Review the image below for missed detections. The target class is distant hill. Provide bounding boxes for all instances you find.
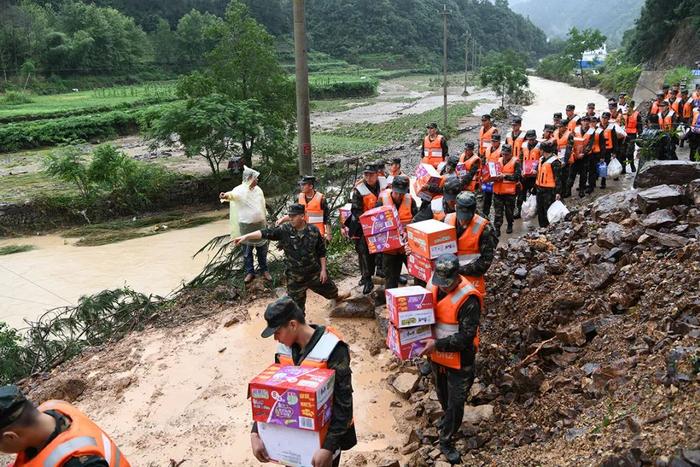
[510,0,644,48]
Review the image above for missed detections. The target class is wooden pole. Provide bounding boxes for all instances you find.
[442,4,449,129]
[293,0,312,176]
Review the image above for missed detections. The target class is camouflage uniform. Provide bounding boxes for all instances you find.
[260,223,339,311]
[493,159,521,234]
[456,221,498,279]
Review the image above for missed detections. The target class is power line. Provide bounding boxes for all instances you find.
[0,263,73,306]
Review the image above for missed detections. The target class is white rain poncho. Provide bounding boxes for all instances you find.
[221,166,267,245]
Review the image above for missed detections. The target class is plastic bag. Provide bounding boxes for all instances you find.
[596,161,608,178]
[481,182,493,194]
[521,195,537,220]
[607,157,623,178]
[547,200,569,224]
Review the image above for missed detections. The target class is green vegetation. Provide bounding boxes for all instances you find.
[62,212,226,246]
[1,91,34,105]
[308,75,378,99]
[597,50,642,96]
[664,67,695,88]
[0,244,36,255]
[479,50,530,108]
[536,27,607,88]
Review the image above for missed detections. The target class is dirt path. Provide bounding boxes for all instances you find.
[13,278,403,467]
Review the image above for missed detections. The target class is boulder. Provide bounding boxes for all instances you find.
[597,222,624,248]
[462,404,495,425]
[556,323,587,347]
[585,262,616,290]
[644,229,691,248]
[641,208,677,228]
[330,290,375,318]
[687,179,700,206]
[392,373,420,398]
[513,365,545,393]
[633,160,700,189]
[592,191,638,222]
[637,185,688,214]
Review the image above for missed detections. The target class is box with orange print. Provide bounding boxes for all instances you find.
[386,285,435,328]
[249,364,334,432]
[359,205,401,237]
[386,324,434,360]
[406,220,457,259]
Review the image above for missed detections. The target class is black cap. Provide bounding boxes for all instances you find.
[481,114,492,120]
[391,157,402,165]
[559,118,570,126]
[543,124,555,132]
[525,129,537,139]
[427,122,438,129]
[581,115,591,122]
[619,92,627,97]
[432,254,460,287]
[660,100,669,107]
[656,90,664,97]
[566,104,575,111]
[501,144,512,154]
[591,115,600,121]
[261,297,302,338]
[0,385,27,429]
[511,117,522,124]
[446,155,460,167]
[662,84,670,89]
[608,97,617,104]
[392,175,410,194]
[464,141,476,150]
[681,88,689,94]
[587,102,595,108]
[288,203,305,216]
[553,112,562,119]
[601,111,611,118]
[540,141,555,153]
[491,133,501,141]
[363,164,377,173]
[443,177,462,201]
[300,175,316,186]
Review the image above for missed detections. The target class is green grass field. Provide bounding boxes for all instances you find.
[0,82,177,119]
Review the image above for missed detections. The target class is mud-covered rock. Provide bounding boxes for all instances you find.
[634,160,700,189]
[637,185,688,213]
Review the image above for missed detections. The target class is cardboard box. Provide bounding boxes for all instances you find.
[414,163,442,196]
[480,161,502,182]
[522,160,539,177]
[339,203,351,227]
[366,228,405,254]
[360,205,400,237]
[407,253,434,283]
[386,286,435,328]
[258,422,330,467]
[386,324,434,360]
[406,220,457,259]
[249,364,334,432]
[455,162,467,178]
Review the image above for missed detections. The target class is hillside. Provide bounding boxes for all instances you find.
[511,0,643,47]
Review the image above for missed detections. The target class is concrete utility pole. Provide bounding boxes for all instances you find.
[441,4,450,129]
[293,0,312,176]
[463,32,470,96]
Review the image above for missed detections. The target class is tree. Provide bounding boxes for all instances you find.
[563,27,606,87]
[479,50,529,109]
[175,9,222,69]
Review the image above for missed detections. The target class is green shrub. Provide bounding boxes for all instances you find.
[309,77,378,99]
[0,323,30,385]
[664,67,695,88]
[1,91,34,105]
[536,54,574,82]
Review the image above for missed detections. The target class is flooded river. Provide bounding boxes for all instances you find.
[0,76,607,329]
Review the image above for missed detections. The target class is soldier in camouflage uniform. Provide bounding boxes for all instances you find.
[233,203,348,311]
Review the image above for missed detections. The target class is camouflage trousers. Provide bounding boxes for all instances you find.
[287,270,339,312]
[493,194,516,232]
[431,362,475,446]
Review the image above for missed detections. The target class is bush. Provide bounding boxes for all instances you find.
[1,91,34,105]
[308,77,379,99]
[536,54,574,82]
[598,64,641,96]
[0,323,30,385]
[664,67,695,88]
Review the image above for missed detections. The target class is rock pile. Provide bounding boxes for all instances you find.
[383,177,700,466]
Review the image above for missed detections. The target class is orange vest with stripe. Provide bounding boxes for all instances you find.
[589,128,603,153]
[555,130,570,152]
[355,182,378,212]
[683,100,694,119]
[650,101,661,115]
[506,131,525,159]
[603,124,615,150]
[422,135,445,168]
[479,127,496,155]
[567,115,581,132]
[521,142,541,161]
[570,127,586,163]
[485,145,501,163]
[493,157,518,196]
[657,111,675,131]
[13,401,130,467]
[427,277,483,370]
[444,213,488,296]
[277,327,343,368]
[625,111,639,134]
[460,153,481,192]
[536,155,558,189]
[671,98,682,114]
[298,191,326,236]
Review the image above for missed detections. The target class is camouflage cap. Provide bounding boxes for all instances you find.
[0,385,27,429]
[432,254,460,287]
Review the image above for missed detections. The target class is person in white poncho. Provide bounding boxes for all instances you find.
[219,166,270,283]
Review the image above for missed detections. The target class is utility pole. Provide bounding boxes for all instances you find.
[293,0,312,176]
[471,39,477,77]
[441,4,449,129]
[463,32,470,96]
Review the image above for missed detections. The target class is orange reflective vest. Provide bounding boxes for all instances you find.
[277,327,343,368]
[683,100,694,120]
[13,401,130,467]
[555,129,571,158]
[380,190,413,226]
[386,169,405,187]
[506,131,525,159]
[444,213,489,296]
[603,124,615,150]
[521,142,541,161]
[485,145,501,163]
[657,110,675,131]
[588,128,603,153]
[650,101,661,115]
[671,98,682,114]
[422,135,445,168]
[461,154,481,192]
[625,111,639,134]
[427,277,483,370]
[355,182,378,212]
[570,127,586,163]
[493,157,518,196]
[298,192,326,236]
[567,115,580,132]
[479,126,496,155]
[536,155,558,189]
